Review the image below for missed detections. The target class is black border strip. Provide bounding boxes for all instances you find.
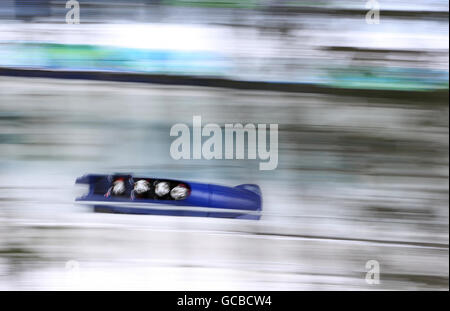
[0,291,448,309]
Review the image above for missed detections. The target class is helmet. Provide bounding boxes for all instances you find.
[154,181,170,197]
[112,179,126,195]
[170,184,189,200]
[134,179,150,194]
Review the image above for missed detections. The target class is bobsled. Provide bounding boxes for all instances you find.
[75,174,262,220]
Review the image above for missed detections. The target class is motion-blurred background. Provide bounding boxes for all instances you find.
[0,0,448,290]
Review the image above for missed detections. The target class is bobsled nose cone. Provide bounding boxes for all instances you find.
[75,175,90,184]
[235,184,261,196]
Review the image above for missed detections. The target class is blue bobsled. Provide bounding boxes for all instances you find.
[75,174,262,220]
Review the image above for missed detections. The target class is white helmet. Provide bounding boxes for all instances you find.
[154,181,170,197]
[112,179,126,195]
[134,180,150,194]
[170,184,189,200]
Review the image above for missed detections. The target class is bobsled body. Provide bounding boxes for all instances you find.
[75,174,262,220]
